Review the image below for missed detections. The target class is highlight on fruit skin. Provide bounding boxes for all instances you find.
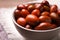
[14,0,60,30]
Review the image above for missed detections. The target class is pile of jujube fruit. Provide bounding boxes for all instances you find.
[14,0,60,30]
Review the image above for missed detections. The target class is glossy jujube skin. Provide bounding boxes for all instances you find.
[17,4,25,10]
[56,18,60,26]
[35,3,43,9]
[14,9,21,19]
[50,12,59,19]
[27,5,35,13]
[41,0,50,12]
[51,24,57,29]
[42,0,49,6]
[34,22,52,30]
[26,14,38,25]
[24,4,30,9]
[34,3,44,12]
[41,11,49,16]
[57,10,60,16]
[31,9,40,17]
[20,9,30,17]
[50,5,58,12]
[25,25,31,29]
[43,5,50,12]
[39,16,51,23]
[17,17,26,26]
[15,0,60,30]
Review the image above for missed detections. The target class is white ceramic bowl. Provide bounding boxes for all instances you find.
[12,1,60,40]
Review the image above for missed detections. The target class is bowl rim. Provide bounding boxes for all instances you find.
[12,1,60,32]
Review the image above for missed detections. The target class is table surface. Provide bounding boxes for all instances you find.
[0,0,60,40]
[0,8,24,40]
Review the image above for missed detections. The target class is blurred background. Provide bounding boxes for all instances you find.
[0,0,35,8]
[0,0,60,8]
[0,0,21,8]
